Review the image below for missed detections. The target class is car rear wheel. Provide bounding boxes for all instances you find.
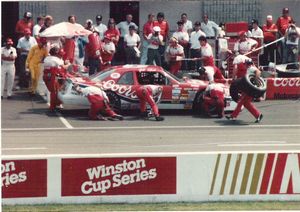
[106,91,121,112]
[192,90,205,115]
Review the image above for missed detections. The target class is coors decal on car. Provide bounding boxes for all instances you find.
[266,78,300,99]
[102,80,137,99]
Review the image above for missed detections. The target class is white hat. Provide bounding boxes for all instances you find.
[153,26,161,32]
[267,15,273,20]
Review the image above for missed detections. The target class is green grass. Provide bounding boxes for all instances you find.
[2,201,300,211]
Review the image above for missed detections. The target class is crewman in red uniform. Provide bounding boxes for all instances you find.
[100,36,115,71]
[165,37,184,75]
[203,83,225,118]
[276,7,294,37]
[43,47,69,111]
[74,84,123,121]
[226,58,263,123]
[136,73,164,121]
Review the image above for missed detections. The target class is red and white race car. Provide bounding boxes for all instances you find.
[58,65,236,113]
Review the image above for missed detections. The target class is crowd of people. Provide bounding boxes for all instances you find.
[1,7,299,122]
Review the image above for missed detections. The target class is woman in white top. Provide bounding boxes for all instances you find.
[124,25,141,64]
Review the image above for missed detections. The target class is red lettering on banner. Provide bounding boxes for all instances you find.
[61,157,176,196]
[270,154,288,194]
[2,160,47,198]
[266,78,300,100]
[259,153,275,194]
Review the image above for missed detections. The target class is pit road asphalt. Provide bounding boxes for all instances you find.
[2,91,300,155]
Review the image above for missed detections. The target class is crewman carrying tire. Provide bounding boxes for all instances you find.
[226,57,263,123]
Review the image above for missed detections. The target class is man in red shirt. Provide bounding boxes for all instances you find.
[141,13,155,64]
[154,12,170,68]
[262,15,278,65]
[15,12,34,38]
[276,8,294,37]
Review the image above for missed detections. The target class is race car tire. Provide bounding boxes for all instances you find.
[239,75,266,98]
[106,91,121,112]
[192,90,205,115]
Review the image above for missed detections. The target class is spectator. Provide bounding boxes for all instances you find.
[181,13,193,35]
[277,7,294,37]
[116,14,138,64]
[101,36,115,70]
[172,20,189,70]
[283,23,299,63]
[33,16,44,39]
[17,29,37,88]
[15,12,34,38]
[39,15,53,33]
[262,15,278,65]
[165,37,184,76]
[68,15,82,27]
[104,18,120,46]
[104,18,120,65]
[85,30,102,75]
[74,36,88,66]
[1,38,17,99]
[190,21,206,70]
[124,25,141,64]
[154,12,170,68]
[94,15,107,41]
[26,37,48,96]
[200,14,219,38]
[234,31,258,55]
[218,22,226,38]
[250,19,263,38]
[141,13,155,65]
[146,26,163,66]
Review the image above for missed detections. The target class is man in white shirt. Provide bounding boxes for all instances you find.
[173,21,189,70]
[250,19,264,38]
[101,36,116,70]
[190,21,206,70]
[1,38,17,99]
[200,14,219,38]
[181,13,193,35]
[234,31,258,55]
[146,26,163,66]
[94,15,107,41]
[33,16,44,39]
[17,28,37,88]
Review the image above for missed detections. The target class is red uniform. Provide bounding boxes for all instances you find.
[63,39,75,63]
[230,60,261,120]
[43,67,65,111]
[276,16,293,36]
[15,19,34,37]
[153,20,169,42]
[104,28,120,46]
[165,43,184,75]
[80,86,118,120]
[203,83,225,117]
[136,85,162,117]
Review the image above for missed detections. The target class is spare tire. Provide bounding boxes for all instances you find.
[239,75,266,98]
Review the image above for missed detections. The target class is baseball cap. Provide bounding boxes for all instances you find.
[251,19,258,24]
[129,25,136,30]
[283,7,289,13]
[24,28,31,35]
[24,12,32,18]
[96,15,102,20]
[153,26,161,32]
[6,38,13,45]
[86,19,93,24]
[267,15,273,20]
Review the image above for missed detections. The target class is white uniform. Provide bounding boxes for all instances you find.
[94,23,108,40]
[232,55,251,65]
[81,86,108,101]
[251,27,264,38]
[33,24,41,37]
[147,33,163,49]
[17,36,37,56]
[200,43,214,57]
[1,46,17,97]
[183,20,193,33]
[190,30,206,49]
[203,66,215,82]
[234,38,258,54]
[165,44,184,57]
[172,31,189,43]
[124,33,140,47]
[117,21,138,38]
[44,56,64,69]
[103,42,116,52]
[205,83,225,93]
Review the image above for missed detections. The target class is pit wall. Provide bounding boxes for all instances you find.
[2,152,300,205]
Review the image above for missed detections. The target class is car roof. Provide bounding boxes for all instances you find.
[111,65,164,73]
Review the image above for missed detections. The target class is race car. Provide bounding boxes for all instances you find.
[58,65,236,114]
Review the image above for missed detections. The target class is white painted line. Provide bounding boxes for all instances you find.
[2,150,300,159]
[218,143,300,147]
[2,147,47,150]
[46,102,73,129]
[2,124,300,132]
[220,141,286,144]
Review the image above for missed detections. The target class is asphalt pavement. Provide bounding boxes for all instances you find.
[2,90,300,155]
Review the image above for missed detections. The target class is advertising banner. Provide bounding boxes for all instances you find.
[266,78,300,100]
[2,159,47,198]
[61,157,176,196]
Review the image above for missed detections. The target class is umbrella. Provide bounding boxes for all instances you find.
[39,22,92,37]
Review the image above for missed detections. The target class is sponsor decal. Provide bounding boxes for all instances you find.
[102,80,137,99]
[110,73,121,79]
[62,157,176,196]
[209,153,300,195]
[266,78,300,100]
[2,160,47,198]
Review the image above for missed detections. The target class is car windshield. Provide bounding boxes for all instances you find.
[90,68,115,82]
[163,69,184,83]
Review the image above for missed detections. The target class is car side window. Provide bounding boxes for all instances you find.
[137,72,169,85]
[117,72,134,85]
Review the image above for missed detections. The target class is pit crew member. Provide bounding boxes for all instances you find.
[165,37,184,76]
[203,83,225,118]
[74,84,123,121]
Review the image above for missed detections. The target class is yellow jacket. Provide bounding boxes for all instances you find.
[26,45,48,69]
